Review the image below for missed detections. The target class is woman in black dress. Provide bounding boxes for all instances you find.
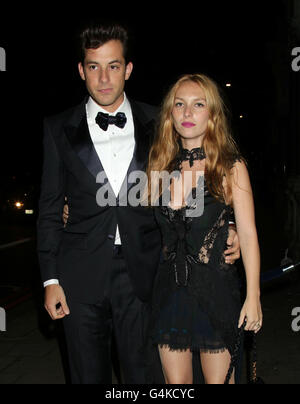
[146,74,262,384]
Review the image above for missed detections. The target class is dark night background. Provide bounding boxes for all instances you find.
[0,0,300,384]
[1,1,299,264]
[0,1,294,175]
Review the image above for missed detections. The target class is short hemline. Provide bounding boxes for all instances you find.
[156,342,228,355]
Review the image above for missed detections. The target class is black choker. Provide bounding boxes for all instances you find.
[179,147,206,167]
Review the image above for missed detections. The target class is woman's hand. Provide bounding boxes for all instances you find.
[224,226,241,264]
[238,296,263,334]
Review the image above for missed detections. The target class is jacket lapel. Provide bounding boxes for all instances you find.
[118,100,156,203]
[63,99,116,197]
[131,100,156,168]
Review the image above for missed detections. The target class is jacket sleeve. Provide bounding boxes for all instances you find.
[37,118,66,283]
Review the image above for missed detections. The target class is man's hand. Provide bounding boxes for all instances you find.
[224,226,241,265]
[44,284,70,320]
[63,203,69,227]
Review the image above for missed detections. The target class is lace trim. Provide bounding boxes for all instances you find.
[157,343,227,354]
[160,184,206,220]
[176,146,206,169]
[155,328,227,353]
[160,205,232,270]
[198,208,228,264]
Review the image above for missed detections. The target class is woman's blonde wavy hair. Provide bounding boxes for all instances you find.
[146,74,243,206]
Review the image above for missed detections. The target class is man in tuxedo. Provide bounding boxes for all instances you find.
[37,23,240,384]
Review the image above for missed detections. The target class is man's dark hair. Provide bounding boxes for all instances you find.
[79,23,130,65]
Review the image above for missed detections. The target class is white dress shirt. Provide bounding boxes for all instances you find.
[44,94,135,287]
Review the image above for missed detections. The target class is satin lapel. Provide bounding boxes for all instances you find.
[64,101,116,198]
[131,101,156,168]
[118,100,156,203]
[64,117,103,179]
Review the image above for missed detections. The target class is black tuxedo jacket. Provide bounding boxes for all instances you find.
[37,97,162,304]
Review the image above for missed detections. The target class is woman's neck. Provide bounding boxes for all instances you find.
[180,137,203,150]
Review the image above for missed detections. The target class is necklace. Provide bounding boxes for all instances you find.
[179,146,206,167]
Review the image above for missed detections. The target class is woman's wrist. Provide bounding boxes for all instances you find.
[246,290,261,301]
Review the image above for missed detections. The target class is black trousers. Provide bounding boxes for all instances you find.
[62,247,159,384]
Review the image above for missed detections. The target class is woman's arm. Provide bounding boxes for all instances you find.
[229,161,263,333]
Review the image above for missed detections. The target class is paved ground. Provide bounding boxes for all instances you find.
[0,299,65,384]
[0,269,299,384]
[0,296,119,384]
[255,272,300,384]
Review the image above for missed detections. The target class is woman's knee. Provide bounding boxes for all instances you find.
[204,375,235,384]
[164,373,193,384]
[159,347,193,384]
[200,350,234,385]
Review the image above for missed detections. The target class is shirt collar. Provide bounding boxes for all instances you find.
[86,93,131,124]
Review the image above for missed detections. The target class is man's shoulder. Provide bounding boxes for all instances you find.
[130,99,159,121]
[134,100,159,114]
[44,99,86,129]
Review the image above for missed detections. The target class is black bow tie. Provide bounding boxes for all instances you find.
[95,111,127,132]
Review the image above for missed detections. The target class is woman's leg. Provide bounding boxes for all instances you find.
[200,349,235,384]
[158,346,193,384]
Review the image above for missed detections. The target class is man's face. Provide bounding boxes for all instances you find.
[78,40,133,113]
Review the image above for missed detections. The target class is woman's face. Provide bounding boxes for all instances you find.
[172,80,210,144]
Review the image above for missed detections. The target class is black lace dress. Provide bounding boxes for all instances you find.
[150,147,242,356]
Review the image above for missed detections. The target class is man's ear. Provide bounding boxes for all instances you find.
[125,62,133,81]
[78,62,86,81]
